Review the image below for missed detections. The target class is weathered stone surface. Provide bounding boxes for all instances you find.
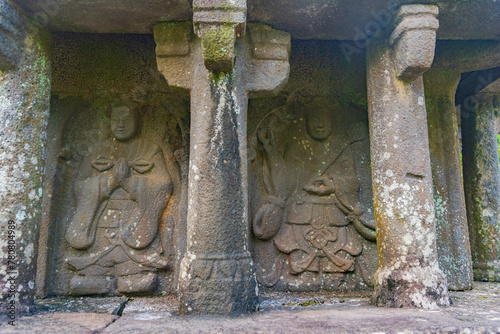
[1,312,118,333]
[155,22,290,315]
[456,68,500,108]
[0,0,51,320]
[0,0,25,71]
[433,41,500,73]
[36,296,128,314]
[389,5,439,81]
[36,33,188,298]
[10,0,500,41]
[2,283,500,333]
[249,97,377,292]
[462,94,500,282]
[248,39,377,293]
[177,38,258,315]
[97,282,500,334]
[63,101,173,296]
[424,69,473,291]
[246,24,290,98]
[13,0,192,34]
[367,5,449,308]
[193,0,246,72]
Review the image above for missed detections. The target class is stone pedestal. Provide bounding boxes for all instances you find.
[367,5,450,308]
[462,94,500,282]
[0,0,52,320]
[155,21,290,314]
[424,69,473,290]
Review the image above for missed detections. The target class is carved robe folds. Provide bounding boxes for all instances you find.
[65,137,172,295]
[252,100,376,289]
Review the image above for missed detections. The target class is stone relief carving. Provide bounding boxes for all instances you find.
[64,100,173,295]
[251,97,376,290]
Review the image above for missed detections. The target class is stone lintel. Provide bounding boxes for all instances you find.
[193,0,247,73]
[0,0,25,71]
[480,77,500,95]
[389,4,439,82]
[433,40,500,73]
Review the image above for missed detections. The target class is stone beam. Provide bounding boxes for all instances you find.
[154,22,290,315]
[424,69,473,290]
[461,78,500,282]
[0,0,52,321]
[433,40,500,73]
[456,67,500,107]
[367,4,450,308]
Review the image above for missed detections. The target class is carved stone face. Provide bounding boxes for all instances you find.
[110,106,139,142]
[306,108,332,141]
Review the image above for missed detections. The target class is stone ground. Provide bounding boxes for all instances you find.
[1,282,500,334]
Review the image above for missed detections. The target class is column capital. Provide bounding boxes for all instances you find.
[389,4,439,82]
[154,22,291,97]
[154,22,194,90]
[246,24,291,98]
[193,0,246,73]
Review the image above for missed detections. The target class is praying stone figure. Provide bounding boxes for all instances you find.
[253,98,376,289]
[65,101,172,295]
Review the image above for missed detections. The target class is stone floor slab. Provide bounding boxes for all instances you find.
[0,313,118,333]
[1,282,499,333]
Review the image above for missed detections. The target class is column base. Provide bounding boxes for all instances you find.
[371,265,450,308]
[178,253,259,315]
[474,262,500,282]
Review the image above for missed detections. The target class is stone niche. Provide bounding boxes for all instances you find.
[39,35,378,297]
[248,40,378,292]
[38,33,190,296]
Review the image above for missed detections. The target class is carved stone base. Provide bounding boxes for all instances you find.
[70,276,117,296]
[178,254,259,315]
[69,272,158,296]
[474,262,500,282]
[371,266,450,308]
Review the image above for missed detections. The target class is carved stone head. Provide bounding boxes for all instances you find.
[110,101,141,142]
[305,98,333,141]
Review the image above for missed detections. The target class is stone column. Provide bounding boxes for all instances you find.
[462,93,500,282]
[424,69,473,290]
[367,5,450,308]
[0,0,52,320]
[154,13,290,314]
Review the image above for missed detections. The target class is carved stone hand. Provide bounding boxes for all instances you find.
[303,176,335,196]
[114,158,130,184]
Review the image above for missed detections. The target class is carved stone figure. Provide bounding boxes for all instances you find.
[252,98,376,288]
[65,101,172,295]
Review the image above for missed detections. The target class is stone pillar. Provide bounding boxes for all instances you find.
[424,69,473,290]
[154,16,290,314]
[462,93,500,282]
[0,0,52,320]
[367,5,450,308]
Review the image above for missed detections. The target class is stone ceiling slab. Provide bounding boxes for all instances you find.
[11,0,500,40]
